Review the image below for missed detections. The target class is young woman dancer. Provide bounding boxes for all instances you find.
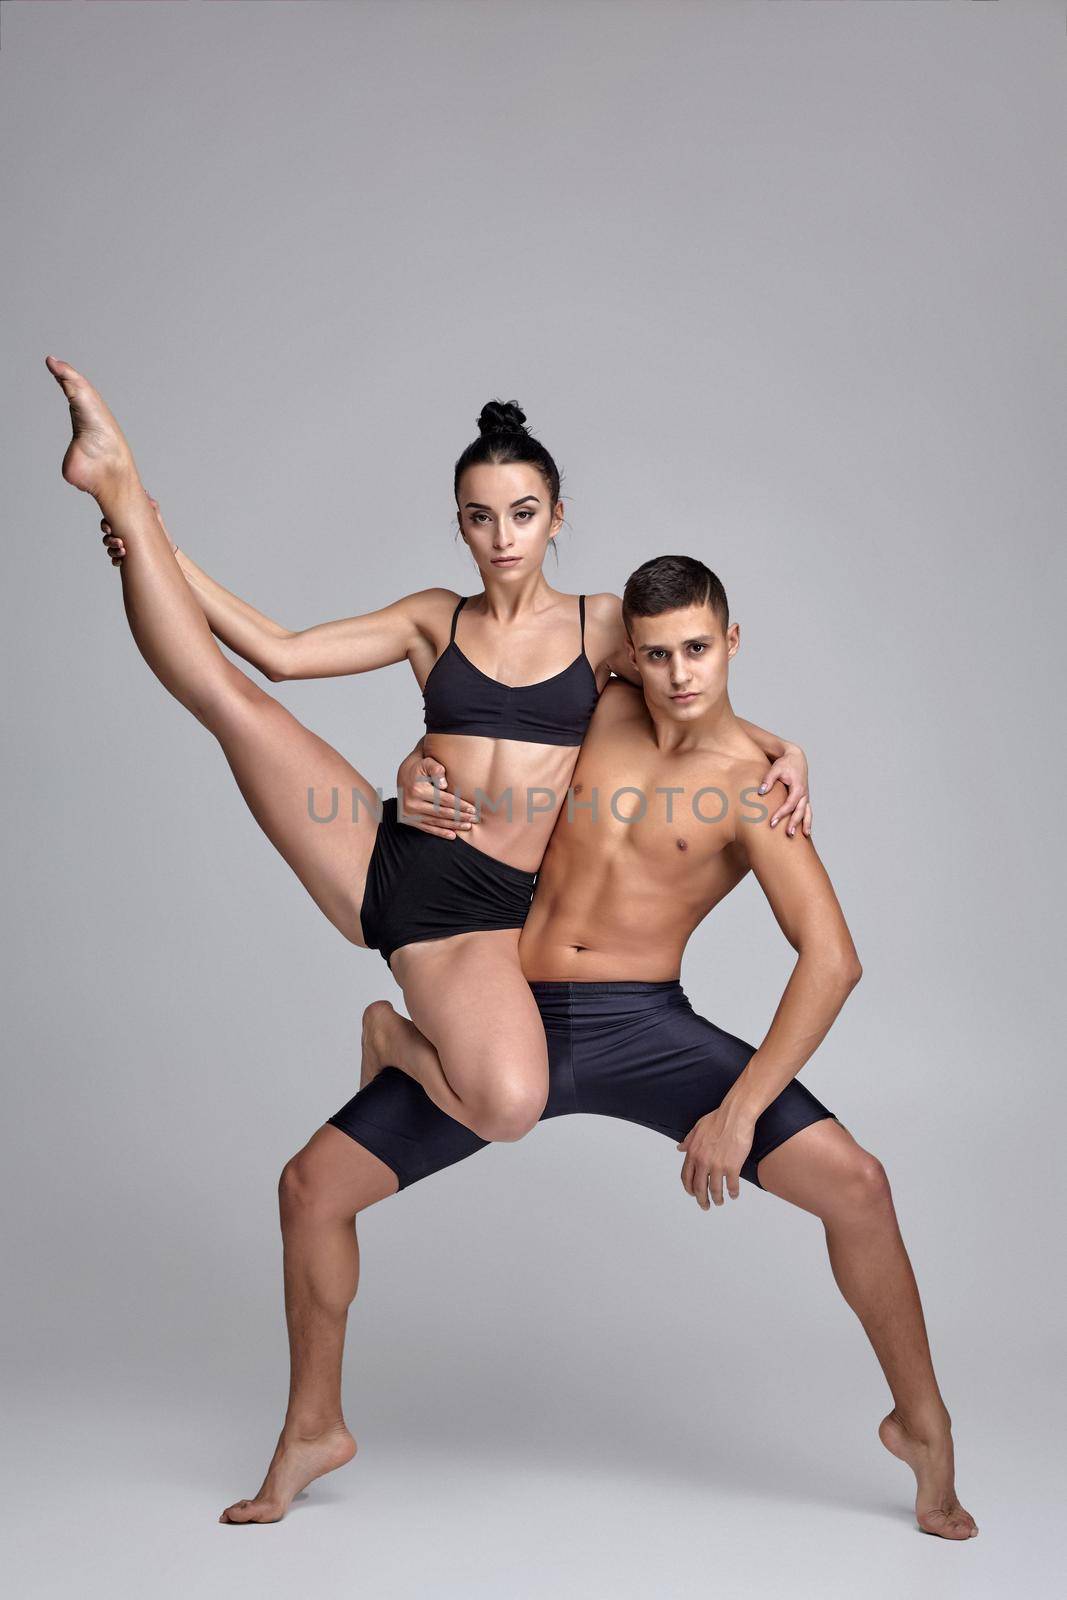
[49,354,811,1139]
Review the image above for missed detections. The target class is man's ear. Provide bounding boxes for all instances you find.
[726,621,740,658]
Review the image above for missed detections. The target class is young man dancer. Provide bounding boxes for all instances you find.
[222,557,977,1541]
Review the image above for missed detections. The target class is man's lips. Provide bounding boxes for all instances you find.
[670,691,698,701]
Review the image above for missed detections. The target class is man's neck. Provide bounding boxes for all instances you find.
[642,690,745,756]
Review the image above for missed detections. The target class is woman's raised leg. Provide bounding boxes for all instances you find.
[46,357,381,942]
[381,930,550,1140]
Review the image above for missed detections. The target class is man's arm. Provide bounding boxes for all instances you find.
[722,785,862,1120]
[395,737,477,838]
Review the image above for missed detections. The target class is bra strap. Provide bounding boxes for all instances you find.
[578,593,586,649]
[449,595,468,644]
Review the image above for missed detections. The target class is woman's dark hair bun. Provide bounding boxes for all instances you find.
[477,399,528,437]
[454,398,561,509]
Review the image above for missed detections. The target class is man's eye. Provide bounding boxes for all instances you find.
[689,643,705,655]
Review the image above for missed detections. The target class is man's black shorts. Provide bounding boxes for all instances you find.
[328,980,839,1190]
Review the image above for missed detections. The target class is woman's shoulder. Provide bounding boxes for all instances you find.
[393,586,466,643]
[580,590,623,617]
[575,590,623,635]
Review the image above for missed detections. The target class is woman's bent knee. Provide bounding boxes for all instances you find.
[469,1076,547,1143]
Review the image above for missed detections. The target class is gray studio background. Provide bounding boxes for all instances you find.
[2,2,1063,1596]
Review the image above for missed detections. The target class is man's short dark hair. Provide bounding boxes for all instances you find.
[621,555,729,635]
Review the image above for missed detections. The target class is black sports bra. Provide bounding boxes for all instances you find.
[422,594,601,747]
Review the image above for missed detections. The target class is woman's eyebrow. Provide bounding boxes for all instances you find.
[463,495,541,510]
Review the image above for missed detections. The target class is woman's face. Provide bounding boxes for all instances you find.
[456,461,563,581]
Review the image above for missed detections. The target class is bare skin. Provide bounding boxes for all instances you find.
[83,373,814,1131]
[58,366,971,1532]
[223,625,976,1537]
[221,1115,974,1536]
[51,356,815,1143]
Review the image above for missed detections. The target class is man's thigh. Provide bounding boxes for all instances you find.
[573,991,840,1190]
[310,987,847,1205]
[326,1062,491,1195]
[287,1122,402,1215]
[755,1115,887,1220]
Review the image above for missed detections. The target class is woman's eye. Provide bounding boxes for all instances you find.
[515,510,533,521]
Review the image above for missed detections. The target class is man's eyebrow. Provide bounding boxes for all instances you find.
[463,495,541,510]
[640,635,715,650]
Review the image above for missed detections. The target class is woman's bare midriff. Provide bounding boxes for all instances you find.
[421,732,581,873]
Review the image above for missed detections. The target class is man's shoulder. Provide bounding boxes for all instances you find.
[729,749,775,794]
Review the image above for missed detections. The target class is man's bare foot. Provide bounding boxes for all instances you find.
[219,1421,357,1525]
[878,1409,978,1540]
[360,999,399,1089]
[44,356,139,500]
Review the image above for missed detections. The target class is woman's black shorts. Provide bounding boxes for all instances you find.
[359,797,538,968]
[327,979,840,1190]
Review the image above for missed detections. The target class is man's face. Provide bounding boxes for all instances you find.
[625,603,739,721]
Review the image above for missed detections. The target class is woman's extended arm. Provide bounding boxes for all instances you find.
[102,498,453,684]
[172,547,291,679]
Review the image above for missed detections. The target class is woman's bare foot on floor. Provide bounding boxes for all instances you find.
[220,1422,357,1525]
[44,356,139,500]
[878,1409,978,1540]
[360,999,399,1089]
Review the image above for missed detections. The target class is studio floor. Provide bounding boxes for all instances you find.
[3,1365,1056,1600]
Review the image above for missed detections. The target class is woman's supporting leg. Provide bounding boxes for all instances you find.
[755,1119,978,1540]
[220,1126,399,1525]
[386,930,549,1141]
[46,358,381,940]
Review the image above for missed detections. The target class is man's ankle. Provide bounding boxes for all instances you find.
[892,1401,952,1440]
[282,1409,348,1440]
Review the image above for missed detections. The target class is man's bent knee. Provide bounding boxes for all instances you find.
[835,1148,893,1215]
[278,1152,325,1217]
[279,1148,354,1223]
